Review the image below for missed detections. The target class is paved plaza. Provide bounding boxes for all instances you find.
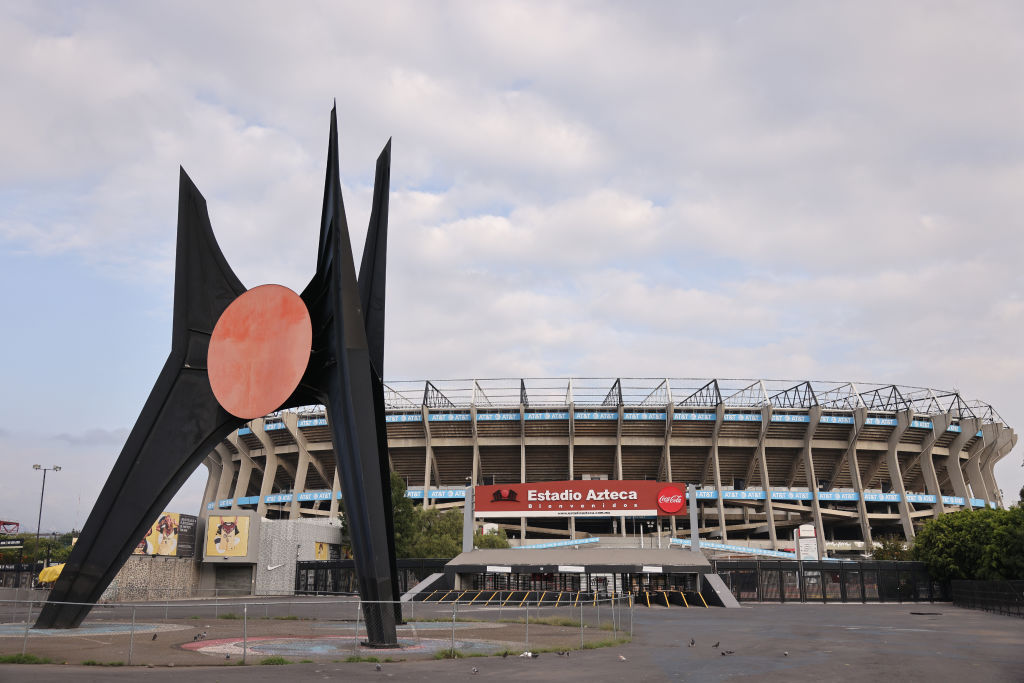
[0,601,1021,681]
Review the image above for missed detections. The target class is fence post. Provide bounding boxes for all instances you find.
[243,603,248,665]
[354,600,361,647]
[128,607,136,666]
[20,598,32,656]
[579,600,584,650]
[525,601,529,650]
[629,596,633,637]
[215,588,219,618]
[451,601,457,655]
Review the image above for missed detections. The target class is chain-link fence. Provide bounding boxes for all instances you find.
[0,594,634,666]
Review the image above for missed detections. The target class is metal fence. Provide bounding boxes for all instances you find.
[295,558,448,595]
[0,595,632,666]
[951,580,1024,617]
[711,560,946,603]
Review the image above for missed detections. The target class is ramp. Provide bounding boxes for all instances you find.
[401,572,448,602]
[702,573,741,608]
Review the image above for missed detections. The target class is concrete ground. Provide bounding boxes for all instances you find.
[0,602,1021,682]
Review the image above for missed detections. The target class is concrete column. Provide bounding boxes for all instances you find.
[981,427,1012,508]
[843,408,872,549]
[915,412,952,518]
[662,402,676,536]
[231,455,254,511]
[754,405,778,548]
[289,449,311,519]
[330,466,342,518]
[615,404,625,538]
[966,424,999,502]
[568,401,576,539]
[710,404,727,540]
[199,454,222,522]
[519,404,526,541]
[885,410,916,541]
[470,405,481,486]
[253,418,279,518]
[939,418,977,505]
[214,444,235,503]
[422,406,434,509]
[800,407,827,558]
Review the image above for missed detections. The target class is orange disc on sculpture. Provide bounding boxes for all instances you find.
[208,284,312,419]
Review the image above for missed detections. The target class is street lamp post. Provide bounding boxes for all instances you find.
[32,464,61,574]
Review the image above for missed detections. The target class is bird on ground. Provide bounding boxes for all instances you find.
[151,634,158,641]
[783,652,789,657]
[721,650,734,656]
[502,652,508,658]
[471,667,479,674]
[375,663,382,671]
[618,655,628,661]
[225,655,230,660]
[689,638,695,647]
[712,641,720,648]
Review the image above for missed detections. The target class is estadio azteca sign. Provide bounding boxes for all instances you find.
[474,481,687,518]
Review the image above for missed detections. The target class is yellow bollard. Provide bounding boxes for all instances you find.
[698,591,708,608]
[519,591,531,607]
[680,591,689,607]
[555,591,563,607]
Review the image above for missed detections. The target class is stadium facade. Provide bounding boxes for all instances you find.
[200,378,1016,557]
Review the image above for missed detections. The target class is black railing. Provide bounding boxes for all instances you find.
[295,558,448,595]
[712,560,945,603]
[951,580,1024,617]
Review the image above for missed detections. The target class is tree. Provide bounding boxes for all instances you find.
[474,527,511,549]
[912,508,1024,582]
[340,473,509,559]
[871,535,911,561]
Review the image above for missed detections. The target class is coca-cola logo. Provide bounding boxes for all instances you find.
[657,486,686,514]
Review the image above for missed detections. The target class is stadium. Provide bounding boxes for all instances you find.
[200,377,1016,558]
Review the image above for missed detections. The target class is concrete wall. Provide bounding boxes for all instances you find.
[102,555,201,602]
[253,517,342,595]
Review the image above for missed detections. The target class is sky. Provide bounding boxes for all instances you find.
[1,1,1022,533]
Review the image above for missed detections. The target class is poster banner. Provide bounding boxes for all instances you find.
[315,542,330,560]
[205,515,250,558]
[132,512,198,557]
[474,480,687,518]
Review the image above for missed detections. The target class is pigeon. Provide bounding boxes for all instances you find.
[520,651,532,658]
[151,634,158,641]
[721,650,734,656]
[712,641,720,648]
[502,652,509,658]
[192,634,198,642]
[618,655,628,661]
[375,663,382,671]
[784,652,789,657]
[557,651,568,656]
[471,667,479,674]
[225,655,231,660]
[689,638,695,647]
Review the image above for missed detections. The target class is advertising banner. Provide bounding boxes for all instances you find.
[205,515,250,558]
[473,480,686,518]
[133,512,198,557]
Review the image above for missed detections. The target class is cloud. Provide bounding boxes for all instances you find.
[0,1,1021,515]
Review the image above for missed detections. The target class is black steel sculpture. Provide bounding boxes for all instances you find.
[37,107,401,647]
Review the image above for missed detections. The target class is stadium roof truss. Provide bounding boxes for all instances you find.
[377,378,1006,425]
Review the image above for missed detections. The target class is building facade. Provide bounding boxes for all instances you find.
[201,378,1016,555]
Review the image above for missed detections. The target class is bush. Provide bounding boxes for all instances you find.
[260,656,292,665]
[0,654,51,664]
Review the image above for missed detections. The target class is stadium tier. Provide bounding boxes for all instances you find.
[200,378,1015,554]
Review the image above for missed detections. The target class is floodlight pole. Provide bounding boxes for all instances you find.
[33,465,61,570]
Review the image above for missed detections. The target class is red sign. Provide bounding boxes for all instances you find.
[474,480,687,518]
[657,486,686,514]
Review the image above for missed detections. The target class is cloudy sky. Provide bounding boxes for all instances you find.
[1,2,1022,533]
